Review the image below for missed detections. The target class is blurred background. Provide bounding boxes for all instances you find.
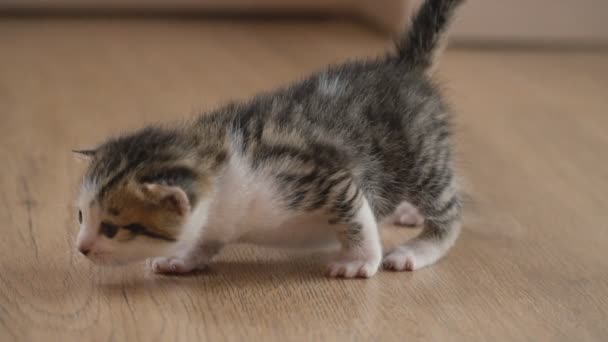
[2,0,608,44]
[1,1,607,341]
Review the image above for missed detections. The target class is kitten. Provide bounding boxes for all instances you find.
[75,0,465,278]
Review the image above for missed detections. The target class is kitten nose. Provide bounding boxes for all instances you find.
[79,247,90,256]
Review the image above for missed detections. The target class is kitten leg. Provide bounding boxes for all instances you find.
[327,193,382,279]
[386,200,425,227]
[383,182,461,271]
[149,241,223,274]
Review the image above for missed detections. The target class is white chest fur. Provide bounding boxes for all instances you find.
[199,153,338,248]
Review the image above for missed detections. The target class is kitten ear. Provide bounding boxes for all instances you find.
[141,183,191,216]
[72,149,97,161]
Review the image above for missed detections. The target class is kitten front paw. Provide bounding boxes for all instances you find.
[327,251,381,278]
[148,256,206,274]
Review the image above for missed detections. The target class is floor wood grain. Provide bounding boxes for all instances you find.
[1,18,607,341]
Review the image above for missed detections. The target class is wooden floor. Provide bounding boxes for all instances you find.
[1,18,607,341]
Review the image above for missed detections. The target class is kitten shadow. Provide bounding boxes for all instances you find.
[98,250,335,296]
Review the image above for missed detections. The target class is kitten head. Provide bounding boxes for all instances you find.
[74,126,224,266]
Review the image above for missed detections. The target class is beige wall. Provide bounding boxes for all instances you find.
[451,0,608,43]
[396,0,608,43]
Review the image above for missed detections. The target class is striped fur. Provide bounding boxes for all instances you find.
[75,0,465,277]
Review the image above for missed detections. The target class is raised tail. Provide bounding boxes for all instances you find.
[396,0,465,74]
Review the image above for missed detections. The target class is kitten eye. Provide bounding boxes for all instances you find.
[123,223,175,242]
[123,223,145,234]
[100,222,119,239]
[78,210,82,224]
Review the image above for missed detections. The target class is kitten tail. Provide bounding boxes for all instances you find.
[396,0,465,74]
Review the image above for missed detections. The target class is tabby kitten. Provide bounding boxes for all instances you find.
[75,0,465,278]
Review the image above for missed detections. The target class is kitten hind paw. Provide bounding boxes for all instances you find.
[382,239,442,272]
[389,201,424,227]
